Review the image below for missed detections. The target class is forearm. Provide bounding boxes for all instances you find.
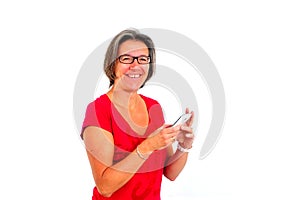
[86,125,180,197]
[94,145,151,197]
[163,149,189,181]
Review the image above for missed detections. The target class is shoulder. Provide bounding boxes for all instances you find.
[81,94,112,138]
[87,94,110,109]
[84,94,112,120]
[94,94,110,105]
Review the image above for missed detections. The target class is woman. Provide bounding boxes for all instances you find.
[81,29,195,200]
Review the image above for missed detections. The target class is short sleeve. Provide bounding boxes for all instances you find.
[81,97,112,139]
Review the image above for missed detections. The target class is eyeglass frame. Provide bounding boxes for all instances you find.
[118,54,151,64]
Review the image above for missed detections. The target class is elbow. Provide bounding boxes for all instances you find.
[96,185,114,198]
[164,168,179,181]
[164,173,179,181]
[100,191,113,198]
[95,178,115,198]
[94,170,122,197]
[167,175,178,181]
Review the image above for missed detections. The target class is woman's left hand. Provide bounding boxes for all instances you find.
[176,108,195,149]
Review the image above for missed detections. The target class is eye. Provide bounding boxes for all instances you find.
[120,56,131,61]
[138,56,150,63]
[119,55,133,63]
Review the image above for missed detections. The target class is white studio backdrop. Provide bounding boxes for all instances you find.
[1,1,300,200]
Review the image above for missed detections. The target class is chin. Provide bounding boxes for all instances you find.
[125,85,143,92]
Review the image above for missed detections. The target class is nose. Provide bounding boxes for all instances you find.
[129,58,140,69]
[133,57,138,63]
[132,57,140,64]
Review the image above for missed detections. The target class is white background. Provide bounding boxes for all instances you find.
[1,0,299,199]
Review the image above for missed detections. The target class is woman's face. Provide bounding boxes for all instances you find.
[114,40,149,92]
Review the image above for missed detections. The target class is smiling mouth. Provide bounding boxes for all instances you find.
[125,74,142,78]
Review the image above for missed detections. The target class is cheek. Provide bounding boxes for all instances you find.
[143,65,149,75]
[145,65,150,73]
[115,65,129,77]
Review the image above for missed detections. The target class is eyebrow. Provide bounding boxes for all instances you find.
[119,54,149,57]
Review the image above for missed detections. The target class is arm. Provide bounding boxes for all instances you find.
[83,126,146,197]
[163,146,189,181]
[163,109,195,181]
[83,125,180,197]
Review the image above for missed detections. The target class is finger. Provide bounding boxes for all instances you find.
[164,124,181,133]
[180,125,193,133]
[185,107,190,114]
[169,135,176,143]
[185,133,194,139]
[168,130,180,142]
[186,111,194,127]
[184,107,193,126]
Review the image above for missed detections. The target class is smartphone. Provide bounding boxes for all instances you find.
[171,113,192,127]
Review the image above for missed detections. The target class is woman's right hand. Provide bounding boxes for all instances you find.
[139,125,181,153]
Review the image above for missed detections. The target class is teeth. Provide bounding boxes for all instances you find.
[127,74,141,78]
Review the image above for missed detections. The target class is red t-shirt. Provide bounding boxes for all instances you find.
[82,94,167,200]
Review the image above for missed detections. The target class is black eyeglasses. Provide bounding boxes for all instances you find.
[118,55,151,64]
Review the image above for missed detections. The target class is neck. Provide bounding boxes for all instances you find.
[107,86,139,109]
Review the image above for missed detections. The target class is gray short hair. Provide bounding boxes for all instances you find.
[104,28,156,88]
